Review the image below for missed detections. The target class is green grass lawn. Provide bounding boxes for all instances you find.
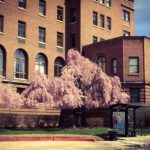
[0,127,108,138]
[0,127,149,138]
[136,128,150,135]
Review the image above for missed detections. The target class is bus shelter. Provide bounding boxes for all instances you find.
[110,103,150,137]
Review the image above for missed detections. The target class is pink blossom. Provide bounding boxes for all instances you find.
[22,49,129,109]
[0,81,23,108]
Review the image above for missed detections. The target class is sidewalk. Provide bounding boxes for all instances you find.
[0,135,150,150]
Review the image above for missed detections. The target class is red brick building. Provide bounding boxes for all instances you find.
[0,0,134,92]
[83,36,150,104]
[66,0,134,52]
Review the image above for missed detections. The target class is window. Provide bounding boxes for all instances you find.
[100,14,105,28]
[14,49,27,79]
[100,0,105,5]
[94,56,106,72]
[123,30,130,36]
[111,59,117,75]
[39,27,46,43]
[39,0,46,16]
[93,36,98,43]
[57,6,63,21]
[130,89,140,103]
[0,15,4,32]
[57,32,63,47]
[17,88,25,94]
[18,21,26,38]
[93,11,98,26]
[35,53,47,74]
[70,33,76,48]
[107,17,111,30]
[129,57,139,74]
[54,57,65,77]
[18,0,26,9]
[106,0,111,7]
[123,10,130,21]
[70,8,76,23]
[0,46,5,76]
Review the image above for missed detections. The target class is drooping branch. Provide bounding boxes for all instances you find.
[22,49,129,109]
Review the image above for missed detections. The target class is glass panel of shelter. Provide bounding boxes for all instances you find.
[128,108,134,136]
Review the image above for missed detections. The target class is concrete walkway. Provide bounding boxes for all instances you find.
[0,135,150,150]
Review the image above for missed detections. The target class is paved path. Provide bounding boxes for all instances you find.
[0,136,150,150]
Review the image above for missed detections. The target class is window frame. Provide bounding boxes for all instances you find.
[123,10,130,21]
[106,0,111,7]
[100,0,105,5]
[93,36,98,43]
[0,15,4,33]
[35,53,47,74]
[107,17,111,31]
[130,88,140,103]
[18,0,26,9]
[128,57,139,75]
[57,32,63,47]
[0,0,5,3]
[123,30,130,36]
[93,0,98,3]
[94,55,106,72]
[111,58,117,75]
[14,49,27,79]
[54,57,65,77]
[39,27,46,43]
[57,6,63,21]
[100,14,105,28]
[0,46,5,76]
[93,11,98,26]
[18,21,26,38]
[39,0,46,16]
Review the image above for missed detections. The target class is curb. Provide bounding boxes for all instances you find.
[0,137,96,142]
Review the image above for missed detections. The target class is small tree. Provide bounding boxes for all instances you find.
[22,73,54,108]
[0,81,23,108]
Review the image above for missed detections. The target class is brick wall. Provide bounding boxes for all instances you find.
[60,108,111,128]
[80,0,134,51]
[0,0,65,88]
[123,38,144,82]
[83,37,124,79]
[0,108,60,128]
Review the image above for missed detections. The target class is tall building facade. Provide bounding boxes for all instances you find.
[65,0,134,51]
[0,0,134,92]
[0,0,66,92]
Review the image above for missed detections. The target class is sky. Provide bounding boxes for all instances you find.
[135,0,150,37]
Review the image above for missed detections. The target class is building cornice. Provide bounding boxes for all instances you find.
[2,79,29,85]
[121,4,135,11]
[121,81,150,85]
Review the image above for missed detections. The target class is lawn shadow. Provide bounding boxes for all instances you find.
[95,133,109,141]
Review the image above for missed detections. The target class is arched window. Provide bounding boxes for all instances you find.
[14,49,27,79]
[0,46,6,76]
[94,55,106,72]
[54,57,65,77]
[35,53,47,74]
[111,58,117,75]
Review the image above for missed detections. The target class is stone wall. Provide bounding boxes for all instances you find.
[0,108,60,129]
[0,108,111,129]
[59,108,111,128]
[0,107,149,129]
